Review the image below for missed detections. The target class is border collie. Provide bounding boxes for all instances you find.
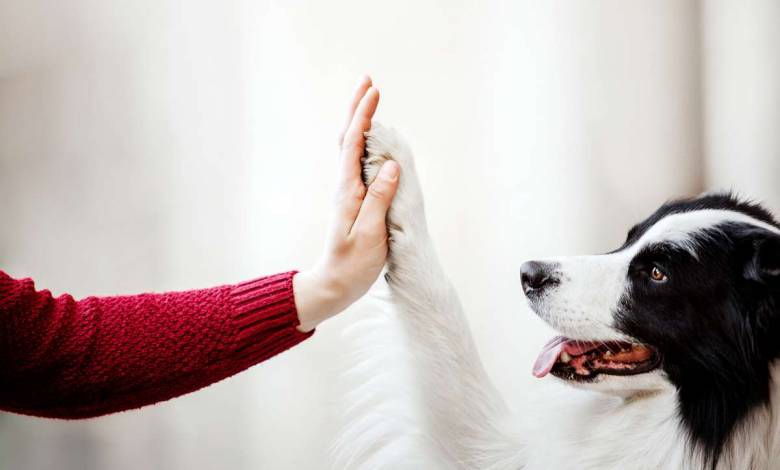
[334,124,780,470]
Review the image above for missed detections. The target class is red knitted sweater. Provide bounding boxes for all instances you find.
[0,270,312,419]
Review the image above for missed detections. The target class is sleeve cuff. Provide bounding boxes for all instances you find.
[228,271,313,365]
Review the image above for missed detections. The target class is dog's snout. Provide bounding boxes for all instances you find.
[520,261,557,295]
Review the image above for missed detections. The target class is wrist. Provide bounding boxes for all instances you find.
[292,268,346,332]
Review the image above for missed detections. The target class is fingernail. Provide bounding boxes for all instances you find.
[379,161,400,181]
[356,74,371,88]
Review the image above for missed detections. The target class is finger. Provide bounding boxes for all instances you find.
[338,75,372,146]
[351,161,400,239]
[340,87,380,182]
[332,87,380,234]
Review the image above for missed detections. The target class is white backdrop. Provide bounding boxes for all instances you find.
[0,1,777,469]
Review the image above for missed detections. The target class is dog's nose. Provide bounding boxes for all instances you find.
[520,261,556,295]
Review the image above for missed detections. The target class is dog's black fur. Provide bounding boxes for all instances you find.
[612,193,780,467]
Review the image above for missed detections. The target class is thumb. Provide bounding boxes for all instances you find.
[351,161,400,237]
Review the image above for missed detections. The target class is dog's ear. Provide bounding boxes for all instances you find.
[742,228,780,286]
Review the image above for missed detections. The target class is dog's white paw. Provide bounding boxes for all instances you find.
[362,123,426,247]
[362,123,413,186]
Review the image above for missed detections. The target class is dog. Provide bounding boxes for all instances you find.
[334,124,780,470]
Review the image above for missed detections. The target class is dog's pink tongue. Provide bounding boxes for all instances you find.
[532,336,566,378]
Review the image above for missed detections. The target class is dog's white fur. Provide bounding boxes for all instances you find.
[334,124,780,469]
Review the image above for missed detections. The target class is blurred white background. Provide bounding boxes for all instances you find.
[0,1,777,469]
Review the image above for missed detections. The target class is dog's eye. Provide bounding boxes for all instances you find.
[649,266,668,283]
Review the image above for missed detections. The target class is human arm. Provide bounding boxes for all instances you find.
[0,76,398,419]
[0,270,308,419]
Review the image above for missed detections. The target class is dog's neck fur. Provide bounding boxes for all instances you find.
[676,358,776,467]
[511,362,780,470]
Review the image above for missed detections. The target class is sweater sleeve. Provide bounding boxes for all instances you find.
[0,270,313,419]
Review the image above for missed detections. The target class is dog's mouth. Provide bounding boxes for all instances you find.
[533,336,661,382]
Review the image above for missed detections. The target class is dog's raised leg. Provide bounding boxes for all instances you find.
[349,124,520,469]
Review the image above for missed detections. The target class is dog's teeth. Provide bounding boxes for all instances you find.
[604,351,613,357]
[560,352,572,363]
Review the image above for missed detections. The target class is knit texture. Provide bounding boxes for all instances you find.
[0,270,312,419]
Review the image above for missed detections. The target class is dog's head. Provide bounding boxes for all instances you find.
[522,193,780,458]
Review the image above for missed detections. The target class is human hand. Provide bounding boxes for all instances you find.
[293,76,400,332]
